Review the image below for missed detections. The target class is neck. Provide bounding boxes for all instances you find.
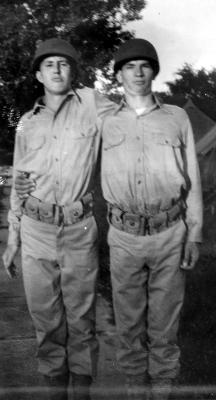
[125,92,155,110]
[44,91,69,112]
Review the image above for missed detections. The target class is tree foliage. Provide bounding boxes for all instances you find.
[160,63,216,121]
[0,0,146,148]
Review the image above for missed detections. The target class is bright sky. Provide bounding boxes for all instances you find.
[127,0,216,92]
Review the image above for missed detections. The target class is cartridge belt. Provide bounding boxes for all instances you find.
[108,199,185,236]
[22,193,94,226]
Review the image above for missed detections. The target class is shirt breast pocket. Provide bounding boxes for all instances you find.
[150,131,183,175]
[152,132,182,149]
[17,134,47,175]
[28,135,45,151]
[73,124,98,139]
[103,133,125,151]
[67,124,98,168]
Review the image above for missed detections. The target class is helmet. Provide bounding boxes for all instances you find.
[32,38,79,71]
[113,38,160,76]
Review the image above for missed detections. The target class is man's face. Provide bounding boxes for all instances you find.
[36,56,73,95]
[116,59,155,97]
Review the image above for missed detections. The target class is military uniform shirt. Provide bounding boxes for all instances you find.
[8,87,114,246]
[101,97,203,242]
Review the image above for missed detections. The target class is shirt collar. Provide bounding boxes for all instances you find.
[32,89,81,115]
[115,93,172,115]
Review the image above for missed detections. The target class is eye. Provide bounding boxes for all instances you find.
[143,63,151,69]
[125,64,134,69]
[60,61,70,67]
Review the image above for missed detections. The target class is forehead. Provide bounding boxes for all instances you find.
[41,55,69,64]
[124,59,151,66]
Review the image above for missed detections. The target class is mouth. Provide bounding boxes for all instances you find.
[52,77,63,82]
[134,81,145,85]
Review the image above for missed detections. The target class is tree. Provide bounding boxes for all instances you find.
[160,63,216,121]
[0,0,146,148]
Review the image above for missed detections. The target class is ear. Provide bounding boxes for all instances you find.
[69,62,78,84]
[70,68,76,84]
[36,70,43,84]
[116,70,123,84]
[152,71,156,81]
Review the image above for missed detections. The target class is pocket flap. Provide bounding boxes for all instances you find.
[103,133,125,150]
[29,136,45,150]
[153,132,181,147]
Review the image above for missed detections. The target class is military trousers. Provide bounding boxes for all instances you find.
[20,214,99,378]
[108,219,187,381]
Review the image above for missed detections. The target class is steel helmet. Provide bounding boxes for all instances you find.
[32,38,79,71]
[113,38,160,76]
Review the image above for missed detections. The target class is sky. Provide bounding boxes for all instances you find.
[127,0,216,92]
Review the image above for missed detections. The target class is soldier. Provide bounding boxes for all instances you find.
[2,38,114,400]
[101,38,203,399]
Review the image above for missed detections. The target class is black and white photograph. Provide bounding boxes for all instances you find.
[0,1,216,399]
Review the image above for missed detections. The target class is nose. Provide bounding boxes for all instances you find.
[53,62,61,74]
[134,65,144,76]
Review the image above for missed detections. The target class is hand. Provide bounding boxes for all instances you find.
[180,241,200,270]
[2,244,19,278]
[15,171,36,199]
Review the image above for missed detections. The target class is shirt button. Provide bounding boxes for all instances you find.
[138,180,141,184]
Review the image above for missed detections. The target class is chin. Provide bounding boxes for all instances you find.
[52,88,69,95]
[140,88,151,96]
[134,89,148,96]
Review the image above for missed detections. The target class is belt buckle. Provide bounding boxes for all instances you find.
[54,204,64,226]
